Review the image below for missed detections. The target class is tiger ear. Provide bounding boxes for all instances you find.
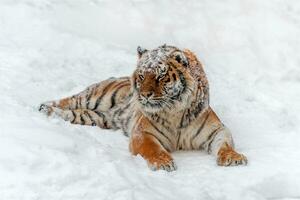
[183,49,203,69]
[137,46,148,58]
[173,52,189,68]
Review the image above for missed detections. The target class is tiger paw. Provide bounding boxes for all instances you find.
[217,144,247,166]
[38,104,53,116]
[147,153,177,172]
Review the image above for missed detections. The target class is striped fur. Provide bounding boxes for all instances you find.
[40,45,247,171]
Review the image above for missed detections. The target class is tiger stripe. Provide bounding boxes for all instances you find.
[110,82,130,109]
[92,81,118,110]
[148,120,173,150]
[191,110,210,141]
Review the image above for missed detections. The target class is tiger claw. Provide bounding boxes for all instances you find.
[148,159,177,172]
[39,104,53,116]
[217,151,248,166]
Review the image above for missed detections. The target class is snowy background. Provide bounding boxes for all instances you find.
[1,0,300,199]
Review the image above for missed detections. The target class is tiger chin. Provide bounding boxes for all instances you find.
[39,44,247,172]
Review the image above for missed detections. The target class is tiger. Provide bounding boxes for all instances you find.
[39,44,247,171]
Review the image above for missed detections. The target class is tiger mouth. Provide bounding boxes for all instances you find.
[142,100,163,108]
[138,97,175,111]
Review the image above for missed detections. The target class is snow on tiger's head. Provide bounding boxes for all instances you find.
[132,44,196,113]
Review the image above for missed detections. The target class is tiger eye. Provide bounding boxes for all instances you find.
[138,74,144,80]
[175,55,181,63]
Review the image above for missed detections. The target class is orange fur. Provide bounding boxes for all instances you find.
[139,72,163,98]
[217,142,247,166]
[129,116,174,170]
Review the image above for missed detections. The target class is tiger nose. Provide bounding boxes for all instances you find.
[141,91,154,99]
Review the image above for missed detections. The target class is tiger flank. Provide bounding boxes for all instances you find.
[39,45,247,171]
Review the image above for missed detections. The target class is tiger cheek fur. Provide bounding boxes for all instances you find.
[39,44,247,172]
[139,72,163,99]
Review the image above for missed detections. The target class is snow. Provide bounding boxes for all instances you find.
[1,0,300,199]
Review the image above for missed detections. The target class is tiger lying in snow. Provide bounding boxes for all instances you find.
[39,44,247,171]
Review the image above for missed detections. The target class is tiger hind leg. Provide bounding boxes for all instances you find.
[40,77,131,112]
[39,105,111,129]
[39,82,102,111]
[39,77,131,129]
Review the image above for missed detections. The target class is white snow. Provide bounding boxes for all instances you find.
[1,0,300,199]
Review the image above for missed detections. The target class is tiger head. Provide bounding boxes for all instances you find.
[132,44,196,113]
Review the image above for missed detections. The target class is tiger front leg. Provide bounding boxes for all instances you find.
[205,127,248,166]
[130,133,177,171]
[129,117,177,172]
[217,142,247,166]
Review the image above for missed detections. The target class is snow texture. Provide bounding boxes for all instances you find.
[1,0,300,199]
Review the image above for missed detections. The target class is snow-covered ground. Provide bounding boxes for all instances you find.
[1,0,300,199]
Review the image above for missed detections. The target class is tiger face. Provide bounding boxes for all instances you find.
[132,45,195,113]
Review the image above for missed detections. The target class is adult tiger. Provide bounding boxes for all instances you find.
[39,44,247,171]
